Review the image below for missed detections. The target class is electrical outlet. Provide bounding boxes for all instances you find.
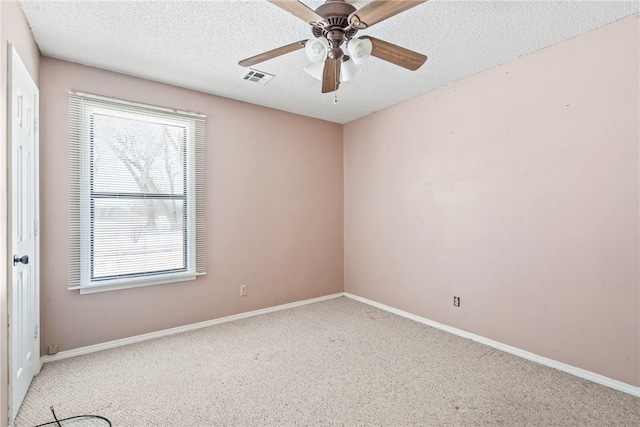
[453,296,460,307]
[240,285,247,297]
[48,345,59,355]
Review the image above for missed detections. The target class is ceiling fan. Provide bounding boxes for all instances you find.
[238,0,428,94]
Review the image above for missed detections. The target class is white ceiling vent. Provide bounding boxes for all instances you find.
[241,69,275,85]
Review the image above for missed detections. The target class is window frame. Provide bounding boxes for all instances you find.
[69,92,205,294]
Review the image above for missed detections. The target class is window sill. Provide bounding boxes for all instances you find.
[77,273,198,295]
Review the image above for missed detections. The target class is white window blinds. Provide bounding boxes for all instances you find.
[69,91,206,293]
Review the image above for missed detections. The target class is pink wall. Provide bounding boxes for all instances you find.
[344,14,639,387]
[1,1,41,424]
[39,58,343,353]
[4,9,637,424]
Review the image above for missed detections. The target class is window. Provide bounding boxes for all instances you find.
[69,92,205,293]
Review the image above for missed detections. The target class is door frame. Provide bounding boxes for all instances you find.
[7,43,40,425]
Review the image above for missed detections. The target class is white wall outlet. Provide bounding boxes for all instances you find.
[240,285,248,297]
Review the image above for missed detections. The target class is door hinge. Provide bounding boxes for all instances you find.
[34,325,38,339]
[34,220,39,236]
[7,314,9,328]
[34,117,38,134]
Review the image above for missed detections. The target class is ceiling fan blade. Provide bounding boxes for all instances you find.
[321,58,341,93]
[239,40,307,67]
[360,36,427,71]
[349,0,427,29]
[269,0,325,25]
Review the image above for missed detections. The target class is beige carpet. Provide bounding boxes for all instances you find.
[16,297,639,426]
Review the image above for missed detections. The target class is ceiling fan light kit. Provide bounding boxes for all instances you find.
[304,35,366,81]
[239,0,428,95]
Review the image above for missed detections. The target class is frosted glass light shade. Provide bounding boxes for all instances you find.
[305,37,330,63]
[340,58,360,82]
[304,59,361,82]
[347,38,372,64]
[303,62,324,80]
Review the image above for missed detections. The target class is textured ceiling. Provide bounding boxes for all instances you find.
[20,0,639,124]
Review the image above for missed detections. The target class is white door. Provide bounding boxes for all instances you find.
[8,44,40,423]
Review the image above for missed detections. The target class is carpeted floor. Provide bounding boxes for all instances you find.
[15,297,639,426]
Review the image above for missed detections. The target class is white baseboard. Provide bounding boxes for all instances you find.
[344,292,640,397]
[41,292,345,364]
[40,290,639,398]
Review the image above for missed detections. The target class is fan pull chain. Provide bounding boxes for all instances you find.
[333,92,338,104]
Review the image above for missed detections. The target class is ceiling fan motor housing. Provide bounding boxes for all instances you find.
[312,0,359,48]
[315,0,357,20]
